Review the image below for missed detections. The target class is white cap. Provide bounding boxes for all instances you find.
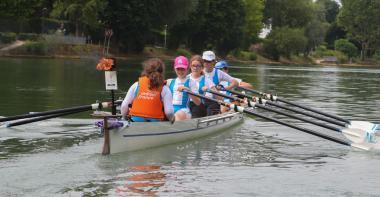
[202,51,216,61]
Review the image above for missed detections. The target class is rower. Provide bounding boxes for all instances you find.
[120,58,174,122]
[215,60,253,89]
[188,55,218,118]
[166,56,201,121]
[202,51,239,115]
[215,60,251,113]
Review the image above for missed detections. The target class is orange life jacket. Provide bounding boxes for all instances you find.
[129,76,165,120]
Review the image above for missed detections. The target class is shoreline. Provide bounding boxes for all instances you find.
[1,53,379,67]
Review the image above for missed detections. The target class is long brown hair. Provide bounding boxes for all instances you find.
[141,58,165,90]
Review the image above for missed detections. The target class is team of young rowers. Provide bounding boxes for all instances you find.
[120,51,253,122]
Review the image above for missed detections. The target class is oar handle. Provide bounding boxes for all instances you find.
[206,89,244,102]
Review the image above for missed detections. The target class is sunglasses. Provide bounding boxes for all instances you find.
[203,60,214,64]
[191,64,202,68]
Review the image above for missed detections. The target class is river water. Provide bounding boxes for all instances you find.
[0,57,379,196]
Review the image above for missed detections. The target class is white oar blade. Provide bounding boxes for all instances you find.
[348,121,376,131]
[341,128,367,143]
[351,143,373,151]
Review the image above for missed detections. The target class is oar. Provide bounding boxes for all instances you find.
[183,89,371,150]
[226,89,347,127]
[207,89,372,144]
[236,86,378,131]
[2,100,122,128]
[0,100,122,123]
[6,108,90,128]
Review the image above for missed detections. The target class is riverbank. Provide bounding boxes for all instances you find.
[1,41,379,67]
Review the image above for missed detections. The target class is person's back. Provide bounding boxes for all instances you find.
[121,58,174,122]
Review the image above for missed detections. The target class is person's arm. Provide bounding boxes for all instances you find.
[201,79,222,100]
[220,71,238,90]
[161,86,174,121]
[121,82,138,118]
[177,86,201,105]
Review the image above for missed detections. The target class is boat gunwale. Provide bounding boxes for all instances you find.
[120,112,243,137]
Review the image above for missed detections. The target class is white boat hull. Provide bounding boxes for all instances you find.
[106,112,244,154]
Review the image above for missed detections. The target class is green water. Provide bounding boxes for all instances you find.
[0,57,380,196]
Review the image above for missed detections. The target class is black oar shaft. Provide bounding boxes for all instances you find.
[242,108,351,146]
[266,101,347,127]
[184,90,351,147]
[255,104,342,132]
[227,89,347,127]
[0,105,92,122]
[6,108,89,127]
[237,86,350,124]
[276,98,350,124]
[208,89,343,132]
[0,100,122,123]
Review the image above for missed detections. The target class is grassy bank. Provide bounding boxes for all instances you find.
[1,40,379,67]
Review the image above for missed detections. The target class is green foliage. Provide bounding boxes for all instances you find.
[0,32,17,44]
[334,39,358,58]
[242,0,264,47]
[264,0,314,28]
[338,0,380,60]
[17,33,41,41]
[315,45,348,63]
[263,27,307,59]
[316,0,340,23]
[229,49,257,61]
[175,48,192,58]
[324,22,346,49]
[171,0,246,56]
[0,0,45,19]
[374,51,380,61]
[51,0,106,36]
[23,41,48,55]
[305,19,330,53]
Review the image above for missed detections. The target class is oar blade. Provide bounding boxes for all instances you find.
[341,128,368,143]
[351,143,373,151]
[348,121,377,131]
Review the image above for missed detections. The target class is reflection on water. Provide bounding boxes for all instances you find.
[115,165,165,196]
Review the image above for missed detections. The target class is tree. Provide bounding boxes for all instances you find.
[263,0,314,28]
[50,0,106,37]
[264,27,307,59]
[304,3,330,54]
[324,22,346,49]
[170,0,246,56]
[338,0,380,60]
[334,39,358,59]
[316,0,340,23]
[242,0,264,47]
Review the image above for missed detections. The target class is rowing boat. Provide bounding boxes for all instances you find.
[103,111,244,154]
